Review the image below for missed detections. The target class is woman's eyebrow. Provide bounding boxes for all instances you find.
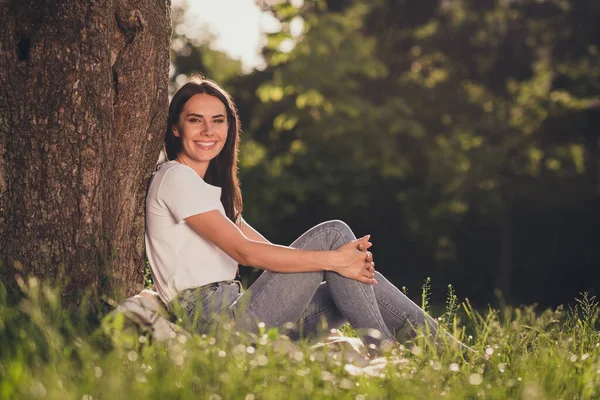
[185,113,226,118]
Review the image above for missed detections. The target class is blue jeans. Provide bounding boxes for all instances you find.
[168,220,461,349]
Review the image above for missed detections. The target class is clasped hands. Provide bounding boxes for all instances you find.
[334,234,377,284]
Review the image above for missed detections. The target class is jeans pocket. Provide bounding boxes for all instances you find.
[197,287,223,320]
[170,286,219,330]
[170,282,241,334]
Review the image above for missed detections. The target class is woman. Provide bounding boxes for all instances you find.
[145,77,463,352]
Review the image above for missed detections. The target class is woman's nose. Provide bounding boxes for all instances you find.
[201,120,215,135]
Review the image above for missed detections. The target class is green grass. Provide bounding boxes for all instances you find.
[1,276,599,399]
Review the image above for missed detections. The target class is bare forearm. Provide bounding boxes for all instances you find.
[240,240,340,273]
[239,219,337,273]
[240,218,271,244]
[185,212,351,275]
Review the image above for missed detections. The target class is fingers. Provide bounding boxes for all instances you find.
[363,252,374,272]
[357,275,377,284]
[352,234,371,250]
[339,236,371,252]
[362,261,376,278]
[353,235,370,244]
[357,242,373,251]
[368,262,375,274]
[345,258,377,284]
[358,242,373,250]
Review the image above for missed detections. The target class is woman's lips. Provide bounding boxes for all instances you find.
[193,141,218,150]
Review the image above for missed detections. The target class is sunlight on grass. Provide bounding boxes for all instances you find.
[1,277,599,399]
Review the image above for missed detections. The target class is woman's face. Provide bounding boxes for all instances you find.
[173,93,229,174]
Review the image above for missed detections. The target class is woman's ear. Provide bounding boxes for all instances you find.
[173,126,180,137]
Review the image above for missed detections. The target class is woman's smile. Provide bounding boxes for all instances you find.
[193,140,219,150]
[173,93,230,177]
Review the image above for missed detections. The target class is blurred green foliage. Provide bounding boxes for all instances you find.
[170,0,600,307]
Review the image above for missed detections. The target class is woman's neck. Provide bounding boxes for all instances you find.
[175,154,208,179]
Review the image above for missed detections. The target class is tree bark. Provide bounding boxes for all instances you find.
[0,0,171,299]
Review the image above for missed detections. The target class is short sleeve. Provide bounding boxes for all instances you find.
[158,166,222,222]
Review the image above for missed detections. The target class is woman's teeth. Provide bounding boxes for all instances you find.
[194,141,217,149]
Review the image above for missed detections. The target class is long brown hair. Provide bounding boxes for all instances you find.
[164,77,242,225]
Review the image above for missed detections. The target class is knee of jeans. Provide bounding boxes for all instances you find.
[327,219,355,241]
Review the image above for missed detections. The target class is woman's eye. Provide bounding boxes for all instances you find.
[214,119,225,124]
[189,118,200,123]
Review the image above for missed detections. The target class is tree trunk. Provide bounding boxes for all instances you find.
[0,0,171,299]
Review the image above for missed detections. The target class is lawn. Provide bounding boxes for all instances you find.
[1,277,598,399]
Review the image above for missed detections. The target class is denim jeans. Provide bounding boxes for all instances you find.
[168,220,462,349]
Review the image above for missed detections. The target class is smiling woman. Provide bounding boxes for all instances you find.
[163,79,243,224]
[173,95,229,174]
[146,77,470,355]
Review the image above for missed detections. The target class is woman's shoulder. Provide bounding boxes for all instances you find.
[155,161,199,183]
[156,160,189,175]
[152,161,220,193]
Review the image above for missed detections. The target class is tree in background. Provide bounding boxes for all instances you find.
[169,1,243,94]
[0,0,171,299]
[229,0,600,306]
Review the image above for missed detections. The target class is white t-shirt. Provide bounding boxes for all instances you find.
[145,161,238,304]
